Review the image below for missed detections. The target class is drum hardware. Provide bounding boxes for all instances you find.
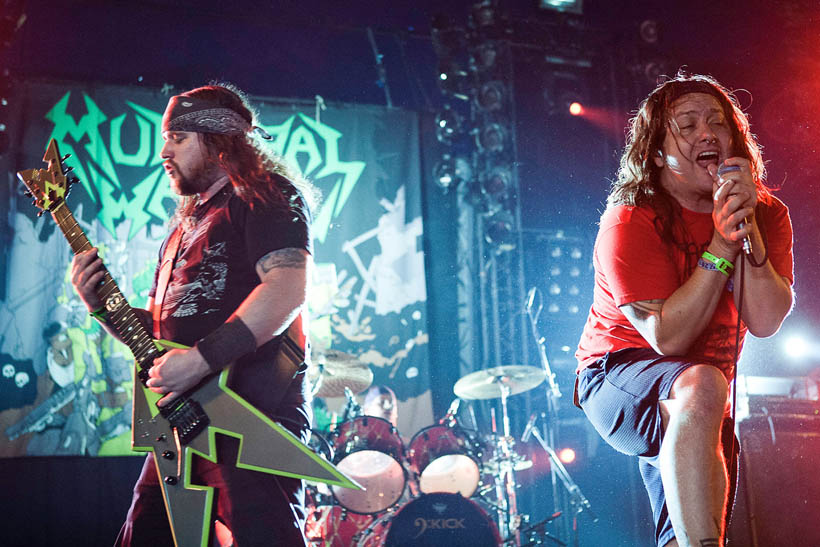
[506,512,566,546]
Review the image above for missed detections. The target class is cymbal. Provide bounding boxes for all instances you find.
[454,365,545,400]
[310,350,374,398]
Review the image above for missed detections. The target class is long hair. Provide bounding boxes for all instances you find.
[170,83,319,226]
[610,72,770,247]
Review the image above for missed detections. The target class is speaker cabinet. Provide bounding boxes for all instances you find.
[729,407,820,547]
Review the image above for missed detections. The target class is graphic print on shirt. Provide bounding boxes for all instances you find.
[163,219,228,320]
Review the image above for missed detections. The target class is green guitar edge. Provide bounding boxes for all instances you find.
[133,338,358,489]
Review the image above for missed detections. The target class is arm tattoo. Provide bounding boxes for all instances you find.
[624,299,664,320]
[256,247,306,274]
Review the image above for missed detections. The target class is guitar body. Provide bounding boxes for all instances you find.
[18,140,360,547]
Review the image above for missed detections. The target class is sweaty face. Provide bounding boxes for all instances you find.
[160,131,213,196]
[654,92,733,209]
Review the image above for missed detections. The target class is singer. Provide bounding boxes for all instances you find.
[574,73,793,547]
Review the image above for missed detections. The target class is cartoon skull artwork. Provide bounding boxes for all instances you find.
[14,371,30,388]
[2,364,15,378]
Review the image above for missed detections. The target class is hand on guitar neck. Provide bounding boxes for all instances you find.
[71,247,210,407]
[70,247,152,343]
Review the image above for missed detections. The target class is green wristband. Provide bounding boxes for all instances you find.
[700,251,734,276]
[89,306,108,321]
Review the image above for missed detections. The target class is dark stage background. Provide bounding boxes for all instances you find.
[1,1,818,546]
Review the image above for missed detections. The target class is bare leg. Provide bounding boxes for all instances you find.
[664,540,679,547]
[658,365,729,547]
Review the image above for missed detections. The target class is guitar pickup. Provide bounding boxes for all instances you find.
[163,398,210,445]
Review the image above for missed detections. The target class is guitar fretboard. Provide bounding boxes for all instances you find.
[52,203,161,374]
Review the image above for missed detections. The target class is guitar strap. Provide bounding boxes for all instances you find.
[152,227,182,339]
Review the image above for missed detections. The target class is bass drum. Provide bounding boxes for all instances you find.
[408,425,484,497]
[331,416,406,514]
[358,493,500,547]
[305,505,374,547]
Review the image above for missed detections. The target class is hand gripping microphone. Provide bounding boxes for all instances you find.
[716,163,753,255]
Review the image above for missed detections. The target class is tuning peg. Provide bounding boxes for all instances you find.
[69,176,79,186]
[61,154,71,162]
[37,211,44,217]
[23,190,32,197]
[64,166,74,174]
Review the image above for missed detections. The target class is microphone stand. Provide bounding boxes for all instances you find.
[525,291,566,539]
[531,428,596,547]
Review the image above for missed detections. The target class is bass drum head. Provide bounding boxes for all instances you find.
[384,492,499,547]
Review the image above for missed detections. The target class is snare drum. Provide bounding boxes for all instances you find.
[408,424,483,497]
[359,493,499,547]
[331,416,406,514]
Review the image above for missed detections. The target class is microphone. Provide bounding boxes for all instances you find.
[520,412,538,443]
[716,164,753,255]
[439,398,461,425]
[525,287,537,310]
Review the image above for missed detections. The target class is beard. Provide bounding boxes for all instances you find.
[168,159,218,196]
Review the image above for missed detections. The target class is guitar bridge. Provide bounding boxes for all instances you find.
[163,398,210,445]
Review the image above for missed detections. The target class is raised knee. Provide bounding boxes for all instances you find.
[671,365,728,413]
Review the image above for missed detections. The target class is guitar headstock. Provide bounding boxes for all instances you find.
[17,139,78,215]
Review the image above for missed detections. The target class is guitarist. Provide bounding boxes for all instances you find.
[70,83,318,546]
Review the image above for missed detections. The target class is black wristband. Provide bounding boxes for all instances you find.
[195,317,257,373]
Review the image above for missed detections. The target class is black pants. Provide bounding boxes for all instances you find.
[114,435,307,547]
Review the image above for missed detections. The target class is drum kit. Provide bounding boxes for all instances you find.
[304,350,580,547]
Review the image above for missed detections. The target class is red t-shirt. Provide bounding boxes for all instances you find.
[576,196,793,376]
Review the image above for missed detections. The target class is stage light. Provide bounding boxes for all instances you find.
[639,20,660,44]
[539,0,583,15]
[433,154,471,192]
[568,101,584,116]
[475,80,506,111]
[470,1,496,28]
[435,106,462,144]
[558,447,576,464]
[437,61,470,101]
[480,165,512,198]
[484,209,516,252]
[476,122,506,153]
[784,335,810,359]
[471,42,498,72]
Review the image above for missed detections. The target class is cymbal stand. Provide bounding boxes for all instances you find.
[491,379,521,546]
[525,292,565,538]
[530,427,597,547]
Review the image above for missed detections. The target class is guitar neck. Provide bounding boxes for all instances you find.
[51,203,159,372]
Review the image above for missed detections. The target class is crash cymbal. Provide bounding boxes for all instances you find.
[311,350,374,398]
[454,365,545,400]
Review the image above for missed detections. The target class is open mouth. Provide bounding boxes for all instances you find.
[696,151,719,168]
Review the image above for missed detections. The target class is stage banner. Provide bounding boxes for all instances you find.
[0,81,431,457]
